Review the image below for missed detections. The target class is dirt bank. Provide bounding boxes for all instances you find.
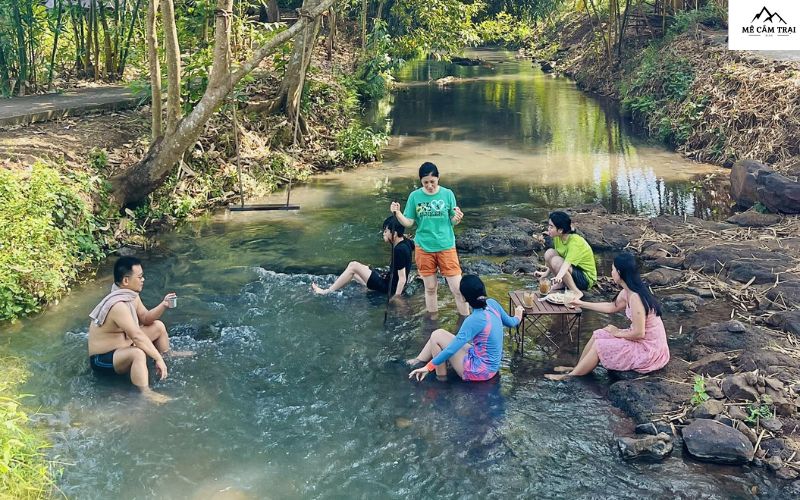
[528,10,800,175]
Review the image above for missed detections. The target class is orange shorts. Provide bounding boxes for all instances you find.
[415,247,462,277]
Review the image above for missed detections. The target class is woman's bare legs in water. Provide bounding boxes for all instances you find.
[312,261,372,295]
[545,338,600,381]
[406,329,469,380]
[552,336,596,373]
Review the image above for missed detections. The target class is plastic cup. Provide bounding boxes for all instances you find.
[522,291,534,308]
[539,279,551,295]
[167,296,177,308]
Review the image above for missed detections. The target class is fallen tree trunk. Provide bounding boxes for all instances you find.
[110,0,337,207]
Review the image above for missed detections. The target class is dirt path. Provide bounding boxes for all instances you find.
[0,86,139,127]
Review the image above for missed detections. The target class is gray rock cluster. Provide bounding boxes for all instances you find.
[730,159,800,214]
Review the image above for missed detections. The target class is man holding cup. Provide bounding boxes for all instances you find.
[87,256,186,403]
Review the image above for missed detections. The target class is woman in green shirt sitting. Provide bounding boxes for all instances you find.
[534,211,597,301]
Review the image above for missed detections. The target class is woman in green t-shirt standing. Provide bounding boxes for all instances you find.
[390,162,469,316]
[534,211,597,301]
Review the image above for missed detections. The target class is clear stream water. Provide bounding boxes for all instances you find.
[2,49,791,498]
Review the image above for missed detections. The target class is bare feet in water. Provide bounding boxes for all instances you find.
[544,373,571,381]
[311,283,330,295]
[141,388,172,404]
[406,357,423,367]
[552,366,574,373]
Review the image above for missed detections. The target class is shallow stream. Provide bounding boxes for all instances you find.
[3,49,790,498]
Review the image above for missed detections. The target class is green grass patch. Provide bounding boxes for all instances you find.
[0,357,58,499]
[0,163,110,323]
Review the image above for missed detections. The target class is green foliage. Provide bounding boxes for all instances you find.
[620,46,696,146]
[335,124,389,165]
[352,20,398,101]
[690,375,710,406]
[0,163,107,322]
[753,202,770,214]
[745,395,774,424]
[0,356,57,498]
[668,3,728,38]
[88,147,108,171]
[475,12,534,48]
[389,0,482,58]
[182,46,215,110]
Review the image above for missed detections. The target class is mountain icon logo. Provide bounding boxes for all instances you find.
[751,6,788,24]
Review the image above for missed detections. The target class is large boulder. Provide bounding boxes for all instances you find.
[766,280,800,308]
[721,373,760,402]
[690,322,800,381]
[726,258,793,284]
[757,171,800,214]
[729,159,800,213]
[500,257,540,274]
[643,267,685,286]
[572,214,643,251]
[688,352,734,377]
[682,419,755,464]
[460,259,502,276]
[608,378,693,424]
[456,217,543,256]
[662,293,703,312]
[683,242,794,283]
[730,159,771,209]
[766,310,800,336]
[726,210,781,227]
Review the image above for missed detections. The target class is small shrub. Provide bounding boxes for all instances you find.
[690,375,709,406]
[353,20,398,101]
[668,4,727,38]
[745,395,774,424]
[88,147,109,171]
[335,124,388,165]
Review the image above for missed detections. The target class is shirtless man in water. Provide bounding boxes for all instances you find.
[88,256,189,403]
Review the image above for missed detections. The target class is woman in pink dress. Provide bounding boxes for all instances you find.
[545,252,670,381]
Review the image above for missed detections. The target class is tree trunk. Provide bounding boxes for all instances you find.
[267,0,280,22]
[11,1,27,95]
[69,3,83,73]
[110,0,335,207]
[375,0,385,23]
[113,0,126,70]
[360,0,367,49]
[277,0,323,138]
[146,0,163,139]
[99,1,115,77]
[47,0,65,89]
[93,0,102,79]
[617,0,632,60]
[25,0,37,91]
[0,32,10,96]
[84,2,93,78]
[118,0,144,75]
[326,7,335,61]
[160,0,182,134]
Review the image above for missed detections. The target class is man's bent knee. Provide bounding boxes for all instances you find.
[544,249,557,260]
